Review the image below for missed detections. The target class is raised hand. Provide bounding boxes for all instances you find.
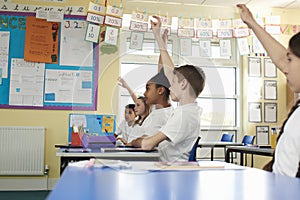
[236,4,255,28]
[117,76,129,89]
[150,16,162,39]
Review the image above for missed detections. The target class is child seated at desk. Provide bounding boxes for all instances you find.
[115,104,136,145]
[131,16,205,162]
[119,51,174,145]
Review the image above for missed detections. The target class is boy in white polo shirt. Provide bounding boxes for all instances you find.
[132,16,205,162]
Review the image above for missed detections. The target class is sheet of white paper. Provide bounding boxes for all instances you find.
[248,57,261,77]
[237,37,250,55]
[104,26,119,45]
[129,32,144,50]
[199,40,211,57]
[219,39,232,57]
[264,58,277,77]
[256,126,269,145]
[180,38,192,56]
[0,31,10,78]
[265,103,277,122]
[70,114,87,127]
[60,20,93,67]
[252,37,265,54]
[44,69,92,104]
[9,58,45,106]
[264,81,277,100]
[249,102,262,122]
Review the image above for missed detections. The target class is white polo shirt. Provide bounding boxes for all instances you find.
[273,106,300,177]
[158,103,202,162]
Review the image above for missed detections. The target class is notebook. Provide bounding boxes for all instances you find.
[100,147,158,153]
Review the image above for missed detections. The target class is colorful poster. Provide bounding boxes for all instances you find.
[24,16,59,64]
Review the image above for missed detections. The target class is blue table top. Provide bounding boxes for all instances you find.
[47,165,300,200]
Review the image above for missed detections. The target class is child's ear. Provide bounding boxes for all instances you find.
[181,79,188,89]
[157,86,165,95]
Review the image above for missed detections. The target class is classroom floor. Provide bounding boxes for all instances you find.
[0,190,50,200]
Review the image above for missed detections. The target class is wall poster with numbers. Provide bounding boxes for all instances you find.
[0,11,99,110]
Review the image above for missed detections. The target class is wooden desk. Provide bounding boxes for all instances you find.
[198,142,243,161]
[225,146,274,167]
[56,150,160,175]
[47,163,300,200]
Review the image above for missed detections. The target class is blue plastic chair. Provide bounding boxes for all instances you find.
[220,133,234,157]
[221,133,234,142]
[241,135,255,166]
[242,135,255,145]
[188,137,201,161]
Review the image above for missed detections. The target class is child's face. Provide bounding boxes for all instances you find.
[124,108,136,122]
[143,82,161,105]
[135,99,146,116]
[285,48,300,93]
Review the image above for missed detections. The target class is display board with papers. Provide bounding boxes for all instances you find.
[0,11,99,110]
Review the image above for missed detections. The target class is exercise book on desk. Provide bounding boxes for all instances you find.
[100,147,158,153]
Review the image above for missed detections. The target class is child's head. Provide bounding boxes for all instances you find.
[134,96,150,126]
[144,69,170,106]
[287,32,300,93]
[135,96,150,117]
[171,65,206,100]
[124,104,136,123]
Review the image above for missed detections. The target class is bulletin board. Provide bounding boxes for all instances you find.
[68,114,116,143]
[0,11,99,110]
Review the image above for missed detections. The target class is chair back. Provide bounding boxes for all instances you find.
[188,136,201,161]
[220,133,234,142]
[242,135,255,145]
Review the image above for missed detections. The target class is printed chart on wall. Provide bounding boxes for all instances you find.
[0,11,99,110]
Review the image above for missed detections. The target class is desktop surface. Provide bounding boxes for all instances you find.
[47,164,300,200]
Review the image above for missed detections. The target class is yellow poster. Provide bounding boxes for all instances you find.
[102,115,115,133]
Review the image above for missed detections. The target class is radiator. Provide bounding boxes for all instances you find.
[0,126,45,175]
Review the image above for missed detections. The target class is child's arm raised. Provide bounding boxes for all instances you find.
[117,77,138,103]
[151,16,174,82]
[157,29,169,73]
[237,4,288,72]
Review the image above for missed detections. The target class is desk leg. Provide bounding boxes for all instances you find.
[251,154,254,167]
[240,153,244,166]
[60,157,69,175]
[211,147,214,161]
[225,149,230,163]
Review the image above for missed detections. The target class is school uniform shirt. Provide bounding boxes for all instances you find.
[141,106,174,136]
[126,125,145,143]
[158,103,202,162]
[273,106,300,177]
[116,120,134,142]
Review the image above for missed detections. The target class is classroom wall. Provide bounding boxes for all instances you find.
[0,0,121,181]
[0,0,299,183]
